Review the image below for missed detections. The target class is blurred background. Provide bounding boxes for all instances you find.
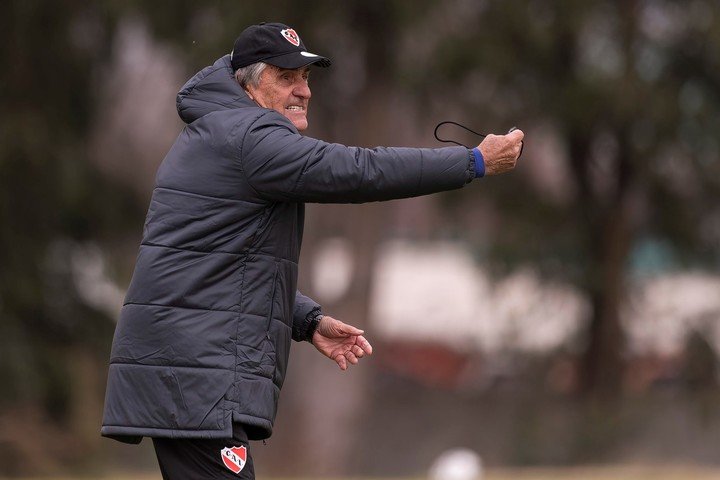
[1,0,720,478]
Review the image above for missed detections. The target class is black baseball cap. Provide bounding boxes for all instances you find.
[230,22,331,71]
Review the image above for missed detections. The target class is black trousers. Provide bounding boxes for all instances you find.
[152,424,255,479]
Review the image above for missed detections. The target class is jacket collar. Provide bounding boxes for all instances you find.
[176,55,256,124]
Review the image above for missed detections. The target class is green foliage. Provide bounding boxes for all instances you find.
[0,2,138,410]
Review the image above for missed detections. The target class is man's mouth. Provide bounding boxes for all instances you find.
[286,105,305,112]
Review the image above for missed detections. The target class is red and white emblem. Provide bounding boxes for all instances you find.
[281,28,300,46]
[221,445,247,475]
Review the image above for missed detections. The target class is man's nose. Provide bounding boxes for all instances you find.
[293,81,311,99]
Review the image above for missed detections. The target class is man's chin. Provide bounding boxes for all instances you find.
[290,117,308,131]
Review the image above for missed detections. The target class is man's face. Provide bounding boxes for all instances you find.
[245,65,312,131]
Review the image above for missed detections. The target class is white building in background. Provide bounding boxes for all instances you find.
[361,240,720,357]
[624,272,720,356]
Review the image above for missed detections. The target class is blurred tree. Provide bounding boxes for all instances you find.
[1,1,126,406]
[0,1,146,473]
[399,0,720,396]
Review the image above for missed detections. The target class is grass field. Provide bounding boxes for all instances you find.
[7,465,720,480]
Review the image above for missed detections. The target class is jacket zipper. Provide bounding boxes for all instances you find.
[266,263,279,340]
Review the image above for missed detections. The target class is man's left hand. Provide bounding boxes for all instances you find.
[311,316,373,370]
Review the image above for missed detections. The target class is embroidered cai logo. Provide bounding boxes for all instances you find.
[221,446,247,474]
[281,28,300,46]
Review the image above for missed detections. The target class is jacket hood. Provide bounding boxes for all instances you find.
[176,55,256,124]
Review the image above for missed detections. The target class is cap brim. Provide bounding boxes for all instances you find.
[265,51,331,69]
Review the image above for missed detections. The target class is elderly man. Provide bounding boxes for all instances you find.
[102,22,523,479]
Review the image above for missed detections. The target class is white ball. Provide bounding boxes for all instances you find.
[428,448,483,480]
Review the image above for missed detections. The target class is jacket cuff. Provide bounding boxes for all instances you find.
[466,149,476,182]
[471,147,485,177]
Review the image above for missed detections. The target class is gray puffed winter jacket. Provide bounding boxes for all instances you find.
[101,55,476,443]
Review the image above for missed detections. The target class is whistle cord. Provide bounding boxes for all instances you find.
[433,120,487,148]
[433,120,524,159]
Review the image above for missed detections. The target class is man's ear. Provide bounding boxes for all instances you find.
[244,86,255,101]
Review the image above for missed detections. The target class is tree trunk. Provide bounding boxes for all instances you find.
[569,133,636,397]
[581,208,631,397]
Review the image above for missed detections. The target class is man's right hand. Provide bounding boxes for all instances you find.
[478,129,524,175]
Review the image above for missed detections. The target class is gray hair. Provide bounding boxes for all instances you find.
[235,62,268,89]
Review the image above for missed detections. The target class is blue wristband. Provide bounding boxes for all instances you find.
[472,148,485,178]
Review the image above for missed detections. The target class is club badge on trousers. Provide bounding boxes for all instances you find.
[221,446,247,474]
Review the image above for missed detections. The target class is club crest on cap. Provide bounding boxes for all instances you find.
[281,28,300,46]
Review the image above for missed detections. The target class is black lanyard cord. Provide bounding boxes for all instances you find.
[434,121,524,159]
[433,120,487,148]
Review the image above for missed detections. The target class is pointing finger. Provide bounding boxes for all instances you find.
[358,335,373,355]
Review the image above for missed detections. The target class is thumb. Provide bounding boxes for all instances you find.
[507,128,525,142]
[336,321,364,336]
